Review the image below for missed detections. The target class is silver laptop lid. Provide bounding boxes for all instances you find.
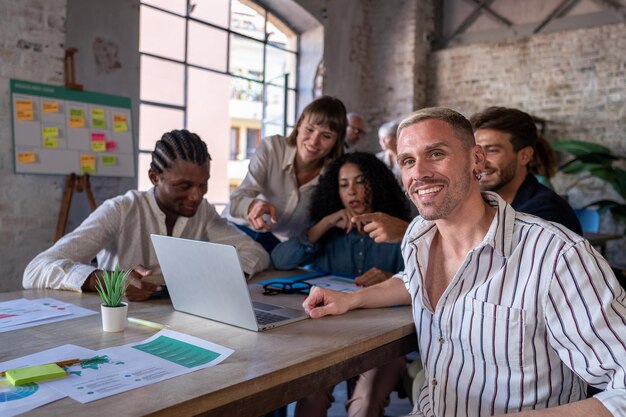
[151,234,259,331]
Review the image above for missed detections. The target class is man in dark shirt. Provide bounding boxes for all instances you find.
[470,106,582,234]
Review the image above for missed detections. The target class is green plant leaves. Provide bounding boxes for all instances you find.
[95,265,131,307]
[552,140,612,157]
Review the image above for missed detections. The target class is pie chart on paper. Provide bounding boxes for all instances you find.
[0,382,39,402]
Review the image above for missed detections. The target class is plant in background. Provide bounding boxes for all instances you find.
[95,266,131,307]
[552,140,626,231]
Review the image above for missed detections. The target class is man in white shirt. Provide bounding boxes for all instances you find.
[303,108,626,417]
[24,129,269,301]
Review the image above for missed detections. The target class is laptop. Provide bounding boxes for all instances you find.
[150,234,308,331]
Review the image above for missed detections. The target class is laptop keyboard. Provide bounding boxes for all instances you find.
[255,310,288,325]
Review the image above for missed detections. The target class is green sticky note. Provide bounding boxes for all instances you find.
[5,364,67,386]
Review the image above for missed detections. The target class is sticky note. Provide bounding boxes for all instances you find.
[5,364,67,386]
[91,108,106,128]
[42,126,59,139]
[113,113,128,132]
[91,140,106,152]
[69,108,85,128]
[91,132,106,141]
[106,141,117,151]
[17,151,36,164]
[80,154,97,174]
[16,99,34,121]
[102,155,117,166]
[43,137,59,149]
[43,101,60,113]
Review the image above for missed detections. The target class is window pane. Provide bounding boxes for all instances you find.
[140,5,185,61]
[264,84,286,137]
[266,45,297,89]
[188,21,227,71]
[187,68,232,204]
[246,128,260,158]
[267,13,297,52]
[138,152,153,191]
[140,55,185,106]
[141,0,186,15]
[139,104,184,151]
[287,90,296,126]
[231,0,265,40]
[189,0,229,27]
[230,34,264,81]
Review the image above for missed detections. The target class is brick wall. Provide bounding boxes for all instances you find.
[323,0,434,153]
[0,0,67,291]
[427,23,626,264]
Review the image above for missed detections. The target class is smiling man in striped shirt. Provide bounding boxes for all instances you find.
[303,107,626,417]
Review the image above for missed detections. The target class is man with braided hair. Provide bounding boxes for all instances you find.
[24,129,269,300]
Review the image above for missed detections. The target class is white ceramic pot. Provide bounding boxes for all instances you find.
[101,302,128,332]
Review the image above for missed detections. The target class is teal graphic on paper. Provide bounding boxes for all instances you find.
[0,382,38,403]
[131,336,219,368]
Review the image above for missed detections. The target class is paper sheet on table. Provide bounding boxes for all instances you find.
[0,344,95,417]
[0,298,72,329]
[307,275,359,292]
[47,329,234,403]
[0,298,97,333]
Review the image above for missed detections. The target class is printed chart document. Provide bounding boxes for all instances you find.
[48,329,234,403]
[0,344,95,417]
[0,298,96,333]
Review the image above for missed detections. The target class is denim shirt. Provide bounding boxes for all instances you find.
[271,229,404,276]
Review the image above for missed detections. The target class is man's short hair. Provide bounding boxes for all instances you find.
[469,107,538,151]
[398,107,475,148]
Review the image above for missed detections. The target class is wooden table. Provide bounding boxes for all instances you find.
[0,273,416,416]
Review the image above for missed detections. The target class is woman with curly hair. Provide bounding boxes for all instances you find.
[272,152,411,417]
[271,152,411,285]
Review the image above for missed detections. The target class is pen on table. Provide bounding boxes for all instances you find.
[128,316,168,330]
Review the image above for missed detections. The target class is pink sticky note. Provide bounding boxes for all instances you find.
[91,132,106,141]
[106,141,117,151]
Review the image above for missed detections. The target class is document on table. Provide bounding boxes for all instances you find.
[0,298,97,333]
[0,344,95,417]
[258,272,359,293]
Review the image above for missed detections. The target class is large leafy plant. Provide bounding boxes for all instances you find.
[552,140,626,229]
[95,266,131,307]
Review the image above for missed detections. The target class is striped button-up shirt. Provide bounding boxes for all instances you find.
[401,192,626,416]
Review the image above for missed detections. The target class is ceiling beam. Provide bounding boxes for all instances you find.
[533,0,581,34]
[588,0,626,21]
[463,0,514,27]
[441,0,498,47]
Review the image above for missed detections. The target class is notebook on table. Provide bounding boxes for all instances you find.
[150,234,308,331]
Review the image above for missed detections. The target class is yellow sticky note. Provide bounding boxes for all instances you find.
[43,137,59,149]
[80,154,97,174]
[42,126,59,139]
[91,140,106,152]
[5,364,67,386]
[102,155,117,166]
[91,108,106,128]
[69,108,85,128]
[43,101,60,113]
[16,99,34,121]
[113,113,128,132]
[18,151,36,164]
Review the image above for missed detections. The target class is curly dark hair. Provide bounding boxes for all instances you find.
[310,152,412,225]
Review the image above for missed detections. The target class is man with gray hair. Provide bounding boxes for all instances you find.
[376,120,401,185]
[303,107,626,417]
[345,112,366,152]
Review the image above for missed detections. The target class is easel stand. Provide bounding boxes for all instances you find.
[55,174,97,242]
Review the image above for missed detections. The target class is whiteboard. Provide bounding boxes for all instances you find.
[10,79,135,177]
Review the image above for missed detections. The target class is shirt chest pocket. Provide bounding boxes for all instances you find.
[460,298,528,368]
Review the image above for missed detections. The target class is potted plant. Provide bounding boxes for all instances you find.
[95,265,131,332]
[552,139,626,233]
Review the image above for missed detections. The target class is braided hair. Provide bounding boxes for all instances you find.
[150,129,211,175]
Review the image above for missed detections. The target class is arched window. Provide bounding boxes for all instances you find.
[138,0,298,208]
